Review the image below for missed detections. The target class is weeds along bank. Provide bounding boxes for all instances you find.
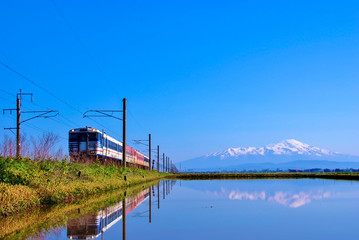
[0,156,168,216]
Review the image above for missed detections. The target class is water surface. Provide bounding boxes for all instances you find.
[6,179,359,240]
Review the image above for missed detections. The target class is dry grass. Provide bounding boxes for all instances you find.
[0,183,40,215]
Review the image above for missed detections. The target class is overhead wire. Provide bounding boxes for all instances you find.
[50,0,116,90]
[0,89,15,97]
[0,95,14,104]
[0,60,84,114]
[1,2,152,152]
[50,0,129,139]
[0,87,82,129]
[0,59,122,140]
[25,99,80,128]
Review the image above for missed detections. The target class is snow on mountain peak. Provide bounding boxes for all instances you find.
[210,139,336,159]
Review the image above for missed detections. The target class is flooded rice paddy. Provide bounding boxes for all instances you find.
[2,179,359,240]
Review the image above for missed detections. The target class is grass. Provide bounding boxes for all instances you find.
[173,172,359,180]
[0,156,169,216]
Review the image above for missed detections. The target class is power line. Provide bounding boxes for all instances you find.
[50,1,125,136]
[51,0,116,90]
[0,89,15,97]
[0,60,121,138]
[24,100,80,127]
[0,96,14,104]
[0,60,83,114]
[23,122,67,140]
[128,109,149,137]
[3,107,66,142]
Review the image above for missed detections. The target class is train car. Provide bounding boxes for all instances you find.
[69,127,149,169]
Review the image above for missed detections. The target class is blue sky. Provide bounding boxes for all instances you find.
[0,0,358,161]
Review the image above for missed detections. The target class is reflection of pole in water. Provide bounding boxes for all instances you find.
[157,183,160,209]
[167,180,169,195]
[101,208,104,240]
[163,180,165,199]
[149,186,152,223]
[122,196,126,240]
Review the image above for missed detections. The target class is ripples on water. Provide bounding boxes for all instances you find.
[3,179,359,240]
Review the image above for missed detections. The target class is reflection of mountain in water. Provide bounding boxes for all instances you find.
[212,189,331,208]
[67,188,149,240]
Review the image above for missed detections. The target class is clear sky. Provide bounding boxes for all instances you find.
[0,0,358,162]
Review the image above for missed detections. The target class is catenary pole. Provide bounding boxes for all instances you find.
[149,134,151,171]
[163,153,165,172]
[157,145,160,171]
[123,98,127,167]
[16,90,21,158]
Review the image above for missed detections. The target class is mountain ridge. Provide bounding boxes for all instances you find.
[209,139,338,159]
[179,139,359,171]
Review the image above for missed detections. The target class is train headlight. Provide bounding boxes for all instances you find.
[71,129,74,132]
[92,129,96,132]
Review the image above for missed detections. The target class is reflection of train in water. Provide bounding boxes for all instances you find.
[68,127,149,169]
[67,189,149,240]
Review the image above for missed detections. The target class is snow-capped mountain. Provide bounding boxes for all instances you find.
[179,139,359,171]
[210,139,336,159]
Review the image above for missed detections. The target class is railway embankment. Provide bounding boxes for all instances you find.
[0,156,169,217]
[173,172,359,180]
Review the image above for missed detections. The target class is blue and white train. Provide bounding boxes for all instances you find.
[68,127,149,168]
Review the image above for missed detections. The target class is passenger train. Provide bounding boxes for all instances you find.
[68,127,149,169]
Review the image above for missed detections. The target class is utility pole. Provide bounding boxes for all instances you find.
[3,89,58,158]
[166,157,169,172]
[162,153,166,172]
[157,145,159,171]
[123,98,127,167]
[133,134,152,170]
[16,91,21,158]
[149,134,151,171]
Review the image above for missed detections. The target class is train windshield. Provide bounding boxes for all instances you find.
[69,133,99,141]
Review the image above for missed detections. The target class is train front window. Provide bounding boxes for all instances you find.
[88,133,98,141]
[69,133,99,141]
